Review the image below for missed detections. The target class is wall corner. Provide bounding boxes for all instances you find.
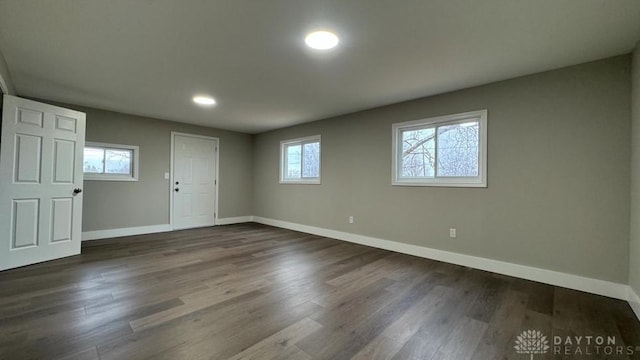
[0,48,16,95]
[629,40,640,300]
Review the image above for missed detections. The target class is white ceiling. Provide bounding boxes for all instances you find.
[0,1,639,134]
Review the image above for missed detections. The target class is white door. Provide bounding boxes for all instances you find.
[171,133,217,230]
[0,95,86,271]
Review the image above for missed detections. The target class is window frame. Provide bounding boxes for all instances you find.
[83,142,140,182]
[279,135,321,184]
[392,110,487,187]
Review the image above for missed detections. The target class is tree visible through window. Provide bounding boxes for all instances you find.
[83,142,139,181]
[401,122,479,177]
[280,136,320,183]
[84,147,132,175]
[393,110,487,187]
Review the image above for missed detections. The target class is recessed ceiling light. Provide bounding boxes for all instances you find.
[305,30,339,50]
[193,96,216,106]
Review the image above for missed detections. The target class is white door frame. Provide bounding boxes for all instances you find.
[169,132,219,230]
[0,54,15,95]
[0,76,8,94]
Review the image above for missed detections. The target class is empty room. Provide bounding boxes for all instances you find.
[1,1,640,359]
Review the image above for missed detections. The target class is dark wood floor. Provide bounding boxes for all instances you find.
[1,223,639,360]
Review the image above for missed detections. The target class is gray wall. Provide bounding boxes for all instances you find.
[631,43,640,295]
[253,55,631,283]
[38,101,253,232]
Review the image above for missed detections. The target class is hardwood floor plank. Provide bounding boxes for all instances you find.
[470,290,529,360]
[148,300,324,360]
[390,269,493,360]
[272,346,312,360]
[434,316,489,360]
[350,285,453,360]
[224,317,322,360]
[5,318,132,360]
[466,275,509,323]
[325,255,400,287]
[307,277,396,329]
[129,284,265,332]
[0,307,86,348]
[98,292,268,359]
[317,273,446,360]
[53,346,99,360]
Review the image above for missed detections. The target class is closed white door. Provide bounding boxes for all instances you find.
[0,95,86,271]
[171,133,217,230]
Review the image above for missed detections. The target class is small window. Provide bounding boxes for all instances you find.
[280,135,321,184]
[83,142,139,181]
[392,110,487,187]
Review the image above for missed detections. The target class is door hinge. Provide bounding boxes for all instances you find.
[214,180,217,185]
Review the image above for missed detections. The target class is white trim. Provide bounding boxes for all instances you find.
[215,141,220,224]
[216,216,255,225]
[252,216,628,300]
[82,224,171,241]
[629,287,640,322]
[392,109,488,187]
[279,135,321,184]
[0,51,15,95]
[0,72,9,95]
[171,223,215,231]
[83,142,140,181]
[82,217,252,241]
[170,134,176,227]
[169,132,220,230]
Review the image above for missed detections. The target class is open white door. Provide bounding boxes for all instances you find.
[0,95,86,271]
[171,133,218,230]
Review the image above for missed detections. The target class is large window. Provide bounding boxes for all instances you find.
[392,110,487,187]
[83,142,139,181]
[280,135,321,184]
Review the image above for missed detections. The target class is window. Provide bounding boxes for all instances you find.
[392,110,487,187]
[83,142,139,181]
[280,135,321,184]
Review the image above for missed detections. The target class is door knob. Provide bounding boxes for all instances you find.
[174,188,179,192]
[73,188,83,195]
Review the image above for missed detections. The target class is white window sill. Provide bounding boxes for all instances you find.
[84,176,138,182]
[392,180,486,188]
[280,180,321,185]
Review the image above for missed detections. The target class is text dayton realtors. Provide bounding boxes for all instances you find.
[553,335,638,356]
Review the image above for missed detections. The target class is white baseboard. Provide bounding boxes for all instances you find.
[82,224,172,241]
[629,287,640,322]
[216,216,255,225]
[252,216,629,301]
[81,216,255,241]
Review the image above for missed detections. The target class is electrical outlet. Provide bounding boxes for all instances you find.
[348,216,354,224]
[164,172,170,180]
[449,228,456,238]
